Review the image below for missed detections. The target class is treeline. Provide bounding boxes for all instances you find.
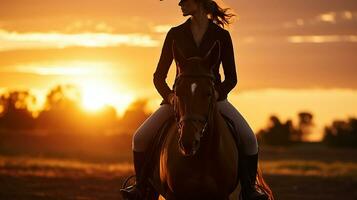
[0,84,150,133]
[324,118,357,147]
[256,112,357,148]
[257,112,314,145]
[0,84,153,162]
[1,85,356,150]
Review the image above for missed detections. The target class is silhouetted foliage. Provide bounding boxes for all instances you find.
[291,112,314,142]
[0,84,120,132]
[118,99,151,133]
[36,84,118,131]
[323,118,357,147]
[0,90,36,129]
[257,115,294,146]
[257,112,315,146]
[0,85,143,161]
[36,84,83,130]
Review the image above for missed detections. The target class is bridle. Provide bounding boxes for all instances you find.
[173,72,216,139]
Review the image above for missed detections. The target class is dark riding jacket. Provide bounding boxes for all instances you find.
[153,18,237,105]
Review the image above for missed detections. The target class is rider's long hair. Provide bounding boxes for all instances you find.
[198,0,236,28]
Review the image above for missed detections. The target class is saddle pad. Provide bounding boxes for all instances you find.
[219,112,241,150]
[140,116,176,184]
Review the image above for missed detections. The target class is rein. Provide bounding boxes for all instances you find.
[173,72,216,138]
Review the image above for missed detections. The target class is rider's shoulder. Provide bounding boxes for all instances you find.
[214,24,230,37]
[168,22,185,33]
[164,23,185,40]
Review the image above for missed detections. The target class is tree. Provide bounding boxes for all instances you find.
[257,115,293,146]
[323,118,357,147]
[36,84,84,130]
[257,111,316,146]
[43,84,81,111]
[292,112,314,142]
[118,99,151,133]
[0,90,36,129]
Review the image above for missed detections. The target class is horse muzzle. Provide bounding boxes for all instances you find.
[178,137,200,157]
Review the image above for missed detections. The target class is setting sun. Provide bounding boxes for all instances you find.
[81,84,112,111]
[79,80,134,115]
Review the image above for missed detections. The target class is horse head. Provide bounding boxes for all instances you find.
[172,40,221,156]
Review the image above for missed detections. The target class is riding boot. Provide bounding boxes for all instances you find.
[120,151,146,200]
[240,153,269,200]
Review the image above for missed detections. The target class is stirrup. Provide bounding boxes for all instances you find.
[120,175,144,200]
[120,185,143,200]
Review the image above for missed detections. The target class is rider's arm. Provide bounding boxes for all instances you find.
[153,28,174,103]
[214,30,237,101]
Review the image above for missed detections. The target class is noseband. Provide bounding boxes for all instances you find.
[173,72,216,138]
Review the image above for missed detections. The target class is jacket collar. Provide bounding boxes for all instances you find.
[183,17,214,27]
[183,17,215,50]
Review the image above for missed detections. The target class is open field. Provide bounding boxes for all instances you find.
[0,145,357,200]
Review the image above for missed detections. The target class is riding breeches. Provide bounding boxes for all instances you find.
[132,99,258,155]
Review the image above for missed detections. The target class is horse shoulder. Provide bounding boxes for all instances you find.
[213,112,239,193]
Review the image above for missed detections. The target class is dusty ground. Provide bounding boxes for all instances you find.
[0,145,356,200]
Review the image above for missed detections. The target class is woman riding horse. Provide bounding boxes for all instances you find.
[156,40,240,200]
[121,0,272,199]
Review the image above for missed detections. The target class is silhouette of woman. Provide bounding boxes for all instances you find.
[121,0,271,199]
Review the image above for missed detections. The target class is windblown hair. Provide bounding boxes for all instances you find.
[199,0,236,28]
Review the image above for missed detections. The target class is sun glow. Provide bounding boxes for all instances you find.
[79,80,134,115]
[81,84,112,111]
[5,60,110,76]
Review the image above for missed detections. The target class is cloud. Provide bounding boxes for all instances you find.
[287,35,357,43]
[152,24,172,33]
[0,61,112,76]
[280,10,357,44]
[283,10,357,28]
[315,11,357,23]
[0,29,159,51]
[317,12,337,23]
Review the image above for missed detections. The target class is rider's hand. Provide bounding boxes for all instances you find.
[167,92,176,105]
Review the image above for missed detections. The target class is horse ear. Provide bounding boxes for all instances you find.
[203,40,220,69]
[172,40,186,67]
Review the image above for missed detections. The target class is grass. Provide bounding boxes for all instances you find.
[0,155,133,179]
[1,145,357,199]
[260,160,357,177]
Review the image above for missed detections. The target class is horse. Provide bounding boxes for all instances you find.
[138,40,239,200]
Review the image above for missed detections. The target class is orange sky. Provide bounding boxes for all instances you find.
[1,0,357,140]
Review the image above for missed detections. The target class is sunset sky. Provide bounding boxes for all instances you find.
[1,0,357,140]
